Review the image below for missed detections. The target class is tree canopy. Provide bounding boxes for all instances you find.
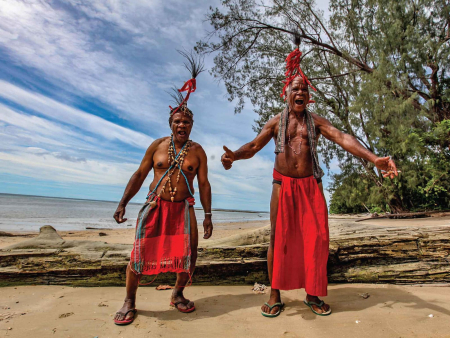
[197,0,450,213]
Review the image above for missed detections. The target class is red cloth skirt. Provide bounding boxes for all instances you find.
[129,194,195,276]
[272,169,329,296]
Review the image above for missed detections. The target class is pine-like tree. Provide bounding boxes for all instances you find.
[197,0,450,213]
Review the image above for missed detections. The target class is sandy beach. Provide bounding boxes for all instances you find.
[1,284,450,338]
[2,215,450,337]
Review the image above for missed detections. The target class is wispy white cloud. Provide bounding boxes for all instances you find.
[0,81,153,149]
[0,103,82,147]
[0,0,157,119]
[0,0,214,122]
[0,0,334,210]
[0,84,274,208]
[0,150,137,185]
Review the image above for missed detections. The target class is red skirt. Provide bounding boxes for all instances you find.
[272,169,329,296]
[130,194,195,276]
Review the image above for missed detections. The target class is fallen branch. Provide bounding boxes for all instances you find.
[0,231,32,237]
[355,210,450,222]
[85,227,111,230]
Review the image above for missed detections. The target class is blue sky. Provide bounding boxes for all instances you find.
[0,0,332,211]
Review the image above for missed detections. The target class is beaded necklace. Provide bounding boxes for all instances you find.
[147,136,193,209]
[287,111,306,155]
[153,135,191,202]
[167,134,191,201]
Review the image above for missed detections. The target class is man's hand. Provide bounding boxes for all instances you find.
[374,156,398,179]
[113,205,128,224]
[203,217,213,239]
[221,146,235,170]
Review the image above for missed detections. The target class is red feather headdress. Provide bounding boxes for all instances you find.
[280,33,316,103]
[169,50,205,118]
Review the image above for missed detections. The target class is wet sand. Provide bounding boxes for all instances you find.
[1,284,450,337]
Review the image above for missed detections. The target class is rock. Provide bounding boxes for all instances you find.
[38,226,63,241]
[98,232,107,237]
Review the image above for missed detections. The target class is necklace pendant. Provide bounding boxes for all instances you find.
[171,197,174,202]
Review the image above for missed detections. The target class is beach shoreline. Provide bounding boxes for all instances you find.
[0,219,271,249]
[2,214,450,249]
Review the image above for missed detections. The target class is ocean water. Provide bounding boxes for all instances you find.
[0,194,269,232]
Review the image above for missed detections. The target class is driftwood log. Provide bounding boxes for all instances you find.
[1,221,450,287]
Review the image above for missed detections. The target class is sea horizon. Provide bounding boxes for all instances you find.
[0,192,269,214]
[0,193,270,232]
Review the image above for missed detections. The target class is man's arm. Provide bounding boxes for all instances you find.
[113,139,161,223]
[197,145,213,239]
[221,115,278,169]
[315,114,398,178]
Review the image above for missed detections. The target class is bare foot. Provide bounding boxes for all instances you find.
[305,294,330,314]
[171,290,194,312]
[114,299,136,322]
[261,289,282,315]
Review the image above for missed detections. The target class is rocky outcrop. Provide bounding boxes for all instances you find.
[1,222,450,286]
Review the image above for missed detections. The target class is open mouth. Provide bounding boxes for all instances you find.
[177,131,187,136]
[295,99,304,106]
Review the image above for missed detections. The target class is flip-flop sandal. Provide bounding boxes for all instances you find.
[170,300,196,313]
[114,309,137,325]
[261,302,284,318]
[304,299,332,316]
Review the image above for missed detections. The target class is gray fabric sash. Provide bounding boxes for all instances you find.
[275,106,324,180]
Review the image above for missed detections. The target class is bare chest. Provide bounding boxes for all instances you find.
[153,146,199,175]
[286,119,310,145]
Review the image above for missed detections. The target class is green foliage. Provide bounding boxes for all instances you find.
[198,0,450,213]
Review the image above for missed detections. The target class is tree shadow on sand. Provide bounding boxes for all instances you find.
[284,285,450,320]
[137,292,267,321]
[136,285,450,322]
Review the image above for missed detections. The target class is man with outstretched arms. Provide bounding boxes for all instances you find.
[221,44,398,318]
[113,53,213,325]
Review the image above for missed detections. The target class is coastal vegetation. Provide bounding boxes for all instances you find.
[196,0,450,213]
